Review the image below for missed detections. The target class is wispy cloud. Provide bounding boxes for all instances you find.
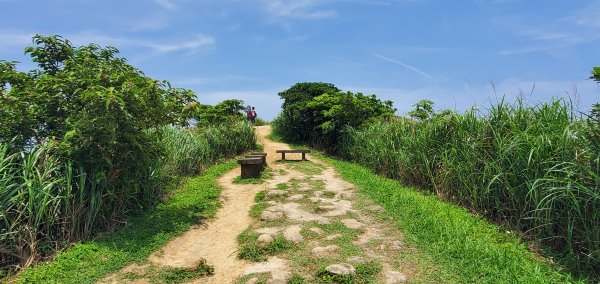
[498,2,600,56]
[262,0,337,20]
[154,0,177,10]
[64,32,216,56]
[0,32,35,47]
[373,53,435,82]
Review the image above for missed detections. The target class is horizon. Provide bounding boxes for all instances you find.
[1,0,599,120]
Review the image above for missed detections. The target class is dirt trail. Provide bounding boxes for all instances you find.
[99,126,303,284]
[100,126,425,283]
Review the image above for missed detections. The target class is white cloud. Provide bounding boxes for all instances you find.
[66,32,215,56]
[0,32,35,47]
[154,0,177,10]
[261,0,337,20]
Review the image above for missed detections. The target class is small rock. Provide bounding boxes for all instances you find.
[246,277,259,284]
[308,197,320,203]
[336,191,353,199]
[261,211,284,221]
[314,191,324,198]
[257,234,274,248]
[324,234,342,241]
[309,227,324,235]
[385,270,407,283]
[317,205,337,212]
[287,194,305,201]
[325,263,356,276]
[317,219,331,225]
[311,245,339,256]
[341,218,364,229]
[366,205,384,212]
[267,190,288,197]
[256,227,282,236]
[379,244,386,251]
[283,225,303,243]
[389,241,403,251]
[267,201,279,205]
[347,256,368,263]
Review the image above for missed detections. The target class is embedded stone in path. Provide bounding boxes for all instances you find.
[287,194,305,201]
[283,225,303,243]
[309,227,324,235]
[385,270,407,283]
[311,245,339,256]
[257,234,274,248]
[243,256,291,283]
[324,233,343,241]
[256,227,282,236]
[267,202,330,224]
[246,277,259,284]
[317,205,337,212]
[325,263,356,276]
[261,211,284,221]
[341,218,364,229]
[267,190,288,198]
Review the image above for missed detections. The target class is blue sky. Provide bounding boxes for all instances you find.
[1,0,599,120]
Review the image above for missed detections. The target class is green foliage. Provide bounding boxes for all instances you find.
[13,161,236,284]
[0,35,257,276]
[589,66,600,82]
[194,99,246,126]
[407,99,435,120]
[273,83,395,152]
[339,99,599,278]
[320,153,582,283]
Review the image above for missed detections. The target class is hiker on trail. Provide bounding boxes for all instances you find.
[246,106,253,123]
[250,107,257,123]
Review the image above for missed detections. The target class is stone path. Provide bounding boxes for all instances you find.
[97,126,417,283]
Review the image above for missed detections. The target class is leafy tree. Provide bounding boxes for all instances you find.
[306,91,395,151]
[590,66,600,82]
[408,99,435,120]
[194,99,246,126]
[273,82,395,152]
[274,82,340,142]
[0,34,197,196]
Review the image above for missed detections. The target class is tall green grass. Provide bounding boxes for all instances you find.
[339,99,599,278]
[0,123,256,277]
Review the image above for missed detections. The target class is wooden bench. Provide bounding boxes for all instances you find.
[237,158,262,178]
[276,149,311,161]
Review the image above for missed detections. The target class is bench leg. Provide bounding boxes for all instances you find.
[282,153,286,160]
[302,153,306,161]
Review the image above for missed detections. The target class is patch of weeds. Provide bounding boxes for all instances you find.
[233,168,273,184]
[152,259,214,283]
[250,203,269,218]
[278,169,287,175]
[285,161,326,175]
[255,190,267,202]
[300,227,320,240]
[238,228,260,243]
[235,272,269,284]
[238,235,295,262]
[276,182,289,190]
[322,191,336,198]
[288,273,307,284]
[315,261,381,284]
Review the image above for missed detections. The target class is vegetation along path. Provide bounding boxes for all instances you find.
[97,125,577,284]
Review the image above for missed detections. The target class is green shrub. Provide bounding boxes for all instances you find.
[272,82,394,152]
[339,99,599,276]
